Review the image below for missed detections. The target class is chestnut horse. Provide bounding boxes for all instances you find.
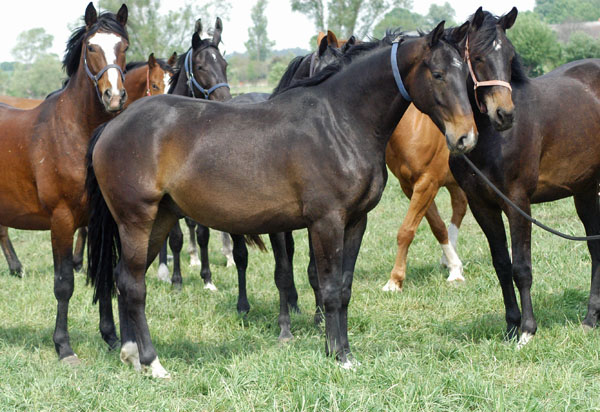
[382,7,518,291]
[86,23,477,377]
[0,3,128,363]
[449,10,600,347]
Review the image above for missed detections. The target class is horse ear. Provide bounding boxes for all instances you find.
[498,7,518,31]
[427,21,445,47]
[167,52,177,67]
[327,30,339,48]
[213,17,223,45]
[192,32,201,49]
[317,32,326,48]
[471,7,484,31]
[341,36,356,53]
[116,4,128,27]
[195,19,203,36]
[84,2,97,28]
[148,53,156,68]
[318,35,328,57]
[449,20,470,45]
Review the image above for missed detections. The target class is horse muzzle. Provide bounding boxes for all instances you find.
[445,125,478,154]
[482,88,515,132]
[103,88,127,112]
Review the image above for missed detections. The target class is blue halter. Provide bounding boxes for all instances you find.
[83,45,125,103]
[184,48,230,99]
[390,40,411,102]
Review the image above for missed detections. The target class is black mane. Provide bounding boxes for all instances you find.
[271,55,306,96]
[126,58,174,74]
[63,11,129,78]
[168,39,220,94]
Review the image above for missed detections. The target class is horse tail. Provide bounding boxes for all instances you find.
[244,235,267,252]
[86,122,120,303]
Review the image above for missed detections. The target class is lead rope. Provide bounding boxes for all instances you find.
[461,154,600,241]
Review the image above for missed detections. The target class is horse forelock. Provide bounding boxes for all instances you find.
[63,11,129,78]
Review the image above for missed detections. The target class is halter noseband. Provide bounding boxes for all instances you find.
[464,36,512,113]
[184,48,229,99]
[390,39,412,102]
[83,44,125,103]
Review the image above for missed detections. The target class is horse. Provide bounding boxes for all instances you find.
[86,22,477,377]
[0,3,128,363]
[382,7,517,292]
[448,8,600,347]
[0,96,42,108]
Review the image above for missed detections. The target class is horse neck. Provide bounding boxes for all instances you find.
[170,69,191,97]
[124,65,147,102]
[326,45,410,146]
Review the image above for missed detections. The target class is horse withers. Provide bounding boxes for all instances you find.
[86,22,477,377]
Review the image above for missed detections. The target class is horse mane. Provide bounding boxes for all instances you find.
[63,11,129,78]
[125,58,175,74]
[271,55,305,95]
[168,39,220,94]
[270,30,413,98]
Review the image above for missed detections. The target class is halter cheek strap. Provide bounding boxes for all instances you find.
[184,48,230,99]
[83,45,125,103]
[391,40,412,102]
[464,36,512,113]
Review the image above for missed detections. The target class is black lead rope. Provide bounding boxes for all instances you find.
[461,154,600,241]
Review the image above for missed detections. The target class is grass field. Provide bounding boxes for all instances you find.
[0,176,598,411]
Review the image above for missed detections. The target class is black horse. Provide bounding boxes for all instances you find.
[449,8,600,347]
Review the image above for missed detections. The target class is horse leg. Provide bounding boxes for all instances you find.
[157,241,170,282]
[309,214,345,364]
[72,227,87,272]
[221,231,235,267]
[424,200,464,282]
[284,231,299,312]
[0,225,23,277]
[168,221,183,289]
[196,224,216,290]
[49,208,78,364]
[269,232,295,341]
[184,217,200,267]
[574,191,600,328]
[231,234,250,314]
[447,182,468,250]
[469,199,521,341]
[339,216,367,368]
[306,232,323,325]
[383,177,438,291]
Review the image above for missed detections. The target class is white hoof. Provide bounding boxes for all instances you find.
[157,263,171,283]
[61,354,81,366]
[150,357,171,379]
[517,332,534,349]
[339,358,359,370]
[120,341,142,372]
[189,254,201,267]
[382,279,402,292]
[225,255,235,268]
[446,266,465,283]
[204,282,218,292]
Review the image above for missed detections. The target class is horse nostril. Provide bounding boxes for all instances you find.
[103,89,112,100]
[120,89,127,101]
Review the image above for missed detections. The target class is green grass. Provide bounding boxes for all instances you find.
[1,176,599,411]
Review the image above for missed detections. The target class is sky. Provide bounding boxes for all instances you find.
[0,0,535,62]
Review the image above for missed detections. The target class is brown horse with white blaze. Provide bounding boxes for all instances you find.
[0,3,128,363]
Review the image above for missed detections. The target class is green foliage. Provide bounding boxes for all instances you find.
[245,0,275,62]
[4,54,64,99]
[372,7,426,38]
[267,57,292,85]
[507,11,562,77]
[534,0,600,24]
[11,28,54,64]
[98,0,231,61]
[425,2,456,27]
[562,31,600,61]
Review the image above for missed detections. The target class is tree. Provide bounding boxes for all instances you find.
[426,2,456,28]
[7,54,63,98]
[11,28,54,64]
[534,0,600,24]
[562,31,600,61]
[245,0,275,62]
[372,7,426,38]
[98,0,231,61]
[291,0,412,39]
[507,11,562,77]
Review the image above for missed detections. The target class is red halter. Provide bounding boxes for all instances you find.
[464,36,512,113]
[145,66,152,96]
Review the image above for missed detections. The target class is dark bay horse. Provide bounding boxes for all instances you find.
[0,3,128,363]
[449,10,600,347]
[382,7,517,291]
[86,23,477,377]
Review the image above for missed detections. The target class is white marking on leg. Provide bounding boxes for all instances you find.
[120,341,141,371]
[157,263,171,283]
[441,243,464,282]
[221,232,234,267]
[150,357,171,379]
[382,279,402,292]
[448,223,459,250]
[517,332,534,349]
[204,282,218,291]
[189,253,201,267]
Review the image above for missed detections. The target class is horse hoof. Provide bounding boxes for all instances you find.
[516,332,534,349]
[149,358,171,379]
[172,282,183,292]
[73,262,83,272]
[189,254,201,267]
[203,282,218,292]
[581,323,595,332]
[61,354,81,367]
[382,279,402,292]
[339,358,359,370]
[10,269,24,278]
[225,256,235,268]
[278,331,294,343]
[120,341,142,371]
[446,272,465,283]
[157,263,171,283]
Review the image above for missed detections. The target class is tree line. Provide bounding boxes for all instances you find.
[2,0,600,98]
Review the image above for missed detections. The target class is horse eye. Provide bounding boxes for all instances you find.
[152,84,159,90]
[432,72,444,80]
[87,45,94,52]
[474,56,484,63]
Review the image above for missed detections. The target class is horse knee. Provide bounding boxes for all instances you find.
[397,228,415,246]
[512,262,532,289]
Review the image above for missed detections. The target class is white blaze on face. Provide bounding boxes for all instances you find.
[451,57,463,69]
[88,32,122,98]
[163,73,170,94]
[211,52,217,62]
